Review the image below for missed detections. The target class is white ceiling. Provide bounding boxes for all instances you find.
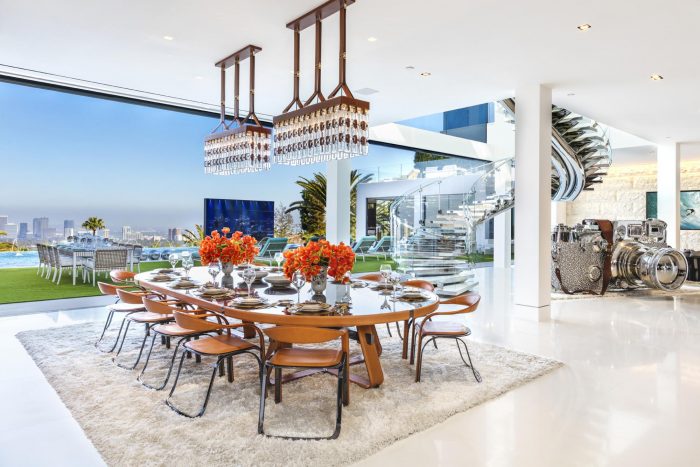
[1,0,700,145]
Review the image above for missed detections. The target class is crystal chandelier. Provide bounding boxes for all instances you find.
[273,0,370,166]
[204,45,271,175]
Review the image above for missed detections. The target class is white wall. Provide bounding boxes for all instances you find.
[566,161,700,249]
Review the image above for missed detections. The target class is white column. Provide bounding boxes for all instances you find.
[493,211,512,268]
[514,84,552,308]
[551,201,567,228]
[657,143,681,248]
[326,159,352,244]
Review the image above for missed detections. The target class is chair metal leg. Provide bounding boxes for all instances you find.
[114,322,151,370]
[415,336,437,382]
[258,363,270,434]
[95,310,115,348]
[113,319,132,356]
[166,355,222,418]
[385,323,392,337]
[456,338,482,383]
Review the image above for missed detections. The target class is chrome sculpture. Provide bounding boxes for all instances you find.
[552,219,688,294]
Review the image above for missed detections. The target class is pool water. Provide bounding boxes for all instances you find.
[0,247,200,269]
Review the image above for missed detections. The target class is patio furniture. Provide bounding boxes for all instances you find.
[166,311,264,418]
[129,245,143,272]
[36,244,49,277]
[82,248,128,286]
[112,288,174,369]
[366,236,393,260]
[352,235,377,261]
[95,282,148,353]
[50,246,75,284]
[258,326,349,440]
[255,237,288,264]
[110,270,137,284]
[138,298,222,390]
[413,293,482,383]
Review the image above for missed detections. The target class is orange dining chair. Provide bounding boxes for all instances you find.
[166,311,265,418]
[258,326,349,440]
[95,281,148,353]
[413,293,482,383]
[112,288,175,370]
[110,270,137,284]
[137,298,222,390]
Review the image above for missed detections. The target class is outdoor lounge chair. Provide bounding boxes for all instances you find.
[366,235,393,260]
[352,235,377,262]
[255,237,288,264]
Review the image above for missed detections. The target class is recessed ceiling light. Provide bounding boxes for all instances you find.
[650,74,664,81]
[567,92,575,96]
[163,35,174,41]
[405,65,415,70]
[194,76,204,80]
[577,23,592,31]
[420,72,431,77]
[367,36,377,42]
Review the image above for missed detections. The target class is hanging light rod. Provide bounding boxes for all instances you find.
[204,44,271,175]
[274,0,369,166]
[285,0,356,30]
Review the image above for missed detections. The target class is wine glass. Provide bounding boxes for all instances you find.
[208,261,221,286]
[379,264,392,286]
[292,270,306,304]
[274,252,284,270]
[168,253,179,271]
[389,272,402,298]
[242,266,257,297]
[182,256,194,279]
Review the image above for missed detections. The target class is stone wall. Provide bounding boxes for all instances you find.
[565,160,700,250]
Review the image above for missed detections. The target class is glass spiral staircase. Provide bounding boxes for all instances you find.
[389,100,612,295]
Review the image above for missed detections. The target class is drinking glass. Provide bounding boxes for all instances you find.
[389,272,402,298]
[168,253,179,271]
[208,261,221,286]
[292,270,306,304]
[242,266,256,297]
[182,256,193,279]
[274,252,284,269]
[379,264,392,285]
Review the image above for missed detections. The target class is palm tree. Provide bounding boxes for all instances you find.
[182,224,205,246]
[286,170,372,237]
[81,217,105,236]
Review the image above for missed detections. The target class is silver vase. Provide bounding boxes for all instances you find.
[220,262,235,289]
[311,267,328,294]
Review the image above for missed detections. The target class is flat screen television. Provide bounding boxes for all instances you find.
[646,190,700,230]
[203,198,274,240]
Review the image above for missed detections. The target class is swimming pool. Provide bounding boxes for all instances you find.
[0,248,200,269]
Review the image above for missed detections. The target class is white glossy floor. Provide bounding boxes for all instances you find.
[2,267,699,466]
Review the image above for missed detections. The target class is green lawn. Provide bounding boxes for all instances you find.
[0,257,398,305]
[0,262,174,304]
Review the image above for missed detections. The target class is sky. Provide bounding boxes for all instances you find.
[0,81,414,233]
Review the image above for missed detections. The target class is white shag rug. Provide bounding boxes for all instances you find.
[551,283,700,301]
[17,322,561,467]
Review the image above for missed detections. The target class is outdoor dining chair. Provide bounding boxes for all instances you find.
[50,246,74,284]
[412,293,482,383]
[258,326,349,440]
[36,244,49,277]
[166,311,265,418]
[83,248,128,286]
[95,282,149,352]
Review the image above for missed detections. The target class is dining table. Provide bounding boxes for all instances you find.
[135,266,440,389]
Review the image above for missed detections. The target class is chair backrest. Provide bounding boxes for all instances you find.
[94,248,128,270]
[36,244,45,263]
[97,281,120,296]
[401,279,435,292]
[116,288,145,305]
[438,293,481,314]
[174,311,221,333]
[132,245,143,261]
[353,236,377,253]
[358,272,382,282]
[110,270,136,283]
[263,325,347,345]
[46,246,58,266]
[142,297,177,315]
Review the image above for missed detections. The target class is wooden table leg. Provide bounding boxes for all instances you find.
[356,324,384,387]
[402,320,410,359]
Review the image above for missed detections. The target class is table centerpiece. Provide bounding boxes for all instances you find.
[282,239,355,294]
[199,227,259,288]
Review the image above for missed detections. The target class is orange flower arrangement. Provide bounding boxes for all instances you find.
[199,228,259,266]
[283,240,355,282]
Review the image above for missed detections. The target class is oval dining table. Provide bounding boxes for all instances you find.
[136,266,440,389]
